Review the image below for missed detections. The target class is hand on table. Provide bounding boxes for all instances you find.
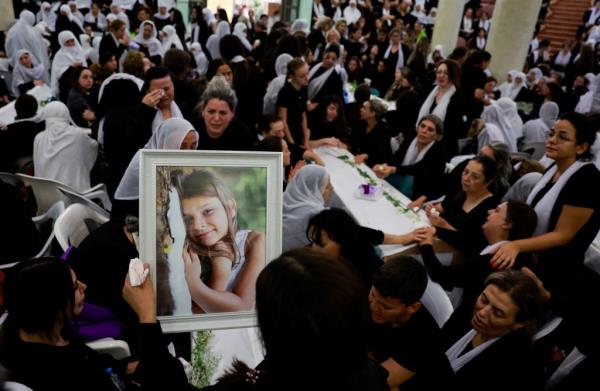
[373,163,394,178]
[354,153,368,165]
[416,226,436,246]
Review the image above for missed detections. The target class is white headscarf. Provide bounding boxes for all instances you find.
[233,22,253,52]
[161,25,184,54]
[206,21,231,60]
[6,10,50,71]
[50,31,87,97]
[37,2,56,31]
[507,71,526,101]
[282,165,329,252]
[343,1,361,25]
[135,21,163,57]
[88,36,102,64]
[33,102,98,192]
[496,97,524,139]
[498,70,517,98]
[477,123,505,152]
[190,42,209,76]
[60,4,84,30]
[481,103,518,152]
[427,44,445,65]
[11,49,48,96]
[263,53,293,115]
[115,118,198,200]
[522,101,559,144]
[291,19,309,35]
[527,67,543,88]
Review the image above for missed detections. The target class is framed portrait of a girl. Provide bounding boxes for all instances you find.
[139,150,282,332]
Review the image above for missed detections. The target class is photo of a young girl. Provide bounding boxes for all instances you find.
[156,166,267,316]
[180,169,265,314]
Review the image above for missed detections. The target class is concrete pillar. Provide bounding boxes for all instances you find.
[486,0,543,79]
[207,0,234,22]
[299,0,313,30]
[0,1,15,31]
[430,0,464,57]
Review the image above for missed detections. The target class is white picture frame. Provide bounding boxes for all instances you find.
[139,150,282,332]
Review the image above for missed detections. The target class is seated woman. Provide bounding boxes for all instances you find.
[194,76,257,151]
[33,101,98,192]
[0,257,190,391]
[282,165,332,252]
[351,99,392,167]
[67,66,97,128]
[423,155,500,257]
[374,114,447,200]
[204,248,389,390]
[445,270,545,391]
[418,200,538,338]
[11,49,48,97]
[308,95,350,149]
[307,208,427,288]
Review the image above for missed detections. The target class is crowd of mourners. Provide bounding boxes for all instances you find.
[0,0,600,390]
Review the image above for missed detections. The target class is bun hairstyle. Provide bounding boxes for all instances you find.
[199,75,238,112]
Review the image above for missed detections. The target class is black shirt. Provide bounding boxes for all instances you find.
[277,82,308,145]
[368,307,454,391]
[350,121,392,167]
[195,117,257,151]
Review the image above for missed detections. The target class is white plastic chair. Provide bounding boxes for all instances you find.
[15,173,112,214]
[86,338,131,360]
[420,278,454,328]
[57,187,110,218]
[54,203,109,251]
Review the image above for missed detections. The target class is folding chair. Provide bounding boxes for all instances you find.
[54,203,109,251]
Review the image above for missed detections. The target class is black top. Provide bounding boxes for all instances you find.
[390,140,448,200]
[385,88,421,139]
[461,64,487,123]
[530,164,600,303]
[423,90,466,156]
[449,328,545,391]
[0,119,45,172]
[195,117,257,151]
[437,193,499,257]
[310,66,344,105]
[0,323,190,391]
[99,34,128,65]
[419,244,533,342]
[230,60,265,130]
[350,121,392,167]
[276,82,308,145]
[368,307,454,391]
[67,87,96,128]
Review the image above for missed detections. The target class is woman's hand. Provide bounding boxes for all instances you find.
[490,241,520,270]
[521,266,551,302]
[354,153,368,165]
[122,262,156,323]
[417,226,436,246]
[33,79,44,86]
[183,246,202,282]
[307,100,319,111]
[83,109,96,122]
[407,196,427,210]
[142,89,162,107]
[374,163,394,178]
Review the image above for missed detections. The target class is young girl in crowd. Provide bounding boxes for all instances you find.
[179,169,265,313]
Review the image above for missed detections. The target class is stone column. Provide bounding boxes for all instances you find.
[0,1,15,31]
[207,0,233,22]
[430,0,464,57]
[486,0,543,79]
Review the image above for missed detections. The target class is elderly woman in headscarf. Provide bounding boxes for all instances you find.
[33,101,98,192]
[11,50,48,97]
[498,70,517,98]
[496,97,524,140]
[282,165,332,252]
[5,10,50,71]
[506,71,527,101]
[521,101,560,145]
[36,2,56,32]
[51,31,87,99]
[161,25,185,54]
[135,20,163,64]
[263,53,293,115]
[481,103,518,153]
[206,20,231,60]
[115,118,198,201]
[55,3,85,38]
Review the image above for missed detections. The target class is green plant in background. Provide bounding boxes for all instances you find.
[230,168,267,233]
[191,330,220,388]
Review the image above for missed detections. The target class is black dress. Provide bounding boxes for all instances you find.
[350,121,392,167]
[276,82,308,145]
[195,118,257,151]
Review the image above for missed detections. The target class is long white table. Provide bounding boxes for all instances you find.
[316,146,429,258]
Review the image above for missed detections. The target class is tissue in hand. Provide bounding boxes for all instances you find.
[129,258,149,287]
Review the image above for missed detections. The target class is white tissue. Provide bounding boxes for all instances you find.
[129,258,149,287]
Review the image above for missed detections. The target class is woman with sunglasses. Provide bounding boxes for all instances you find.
[491,113,600,315]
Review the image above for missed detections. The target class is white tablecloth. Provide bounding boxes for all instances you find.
[316,146,429,258]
